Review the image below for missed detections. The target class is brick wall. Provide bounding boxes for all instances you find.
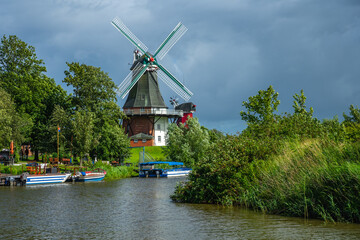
[130,139,154,147]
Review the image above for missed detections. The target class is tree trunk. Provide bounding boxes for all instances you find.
[35,150,39,161]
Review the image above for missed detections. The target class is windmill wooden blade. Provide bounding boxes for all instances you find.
[116,62,149,99]
[153,22,187,60]
[111,17,148,54]
[157,64,193,101]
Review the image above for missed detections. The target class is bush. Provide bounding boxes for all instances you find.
[0,164,25,175]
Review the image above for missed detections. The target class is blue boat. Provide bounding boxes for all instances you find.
[139,161,191,178]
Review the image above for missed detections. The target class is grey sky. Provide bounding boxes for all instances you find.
[1,0,360,133]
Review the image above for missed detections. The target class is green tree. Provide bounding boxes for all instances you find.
[0,35,70,159]
[72,110,96,166]
[165,117,210,167]
[48,105,70,154]
[63,62,117,111]
[0,88,29,148]
[240,85,280,125]
[293,89,314,116]
[322,116,345,142]
[343,105,360,142]
[276,89,322,139]
[0,35,48,116]
[93,101,129,160]
[64,62,128,160]
[96,123,130,161]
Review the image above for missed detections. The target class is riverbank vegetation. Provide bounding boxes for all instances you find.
[170,86,360,223]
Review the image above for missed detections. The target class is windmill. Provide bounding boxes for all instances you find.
[111,17,194,147]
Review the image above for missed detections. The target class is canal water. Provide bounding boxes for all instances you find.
[1,177,360,239]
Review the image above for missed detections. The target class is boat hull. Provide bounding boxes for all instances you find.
[166,169,191,177]
[26,173,71,185]
[139,168,191,178]
[73,171,106,182]
[75,174,105,182]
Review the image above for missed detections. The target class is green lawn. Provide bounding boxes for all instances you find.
[125,146,167,164]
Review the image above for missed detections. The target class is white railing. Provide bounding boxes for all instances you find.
[124,108,183,117]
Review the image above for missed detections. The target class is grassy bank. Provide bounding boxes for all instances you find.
[172,138,360,223]
[127,146,166,164]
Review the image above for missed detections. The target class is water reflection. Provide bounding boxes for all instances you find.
[1,177,359,239]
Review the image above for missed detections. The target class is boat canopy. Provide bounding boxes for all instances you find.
[139,161,184,166]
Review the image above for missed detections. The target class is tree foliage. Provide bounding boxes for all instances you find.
[0,88,29,148]
[72,110,96,165]
[0,35,129,161]
[240,85,280,125]
[0,35,70,158]
[0,35,50,117]
[164,117,210,167]
[293,89,314,116]
[47,105,70,153]
[343,105,360,142]
[63,62,129,160]
[63,62,117,111]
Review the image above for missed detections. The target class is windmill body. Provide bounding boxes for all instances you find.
[112,17,193,147]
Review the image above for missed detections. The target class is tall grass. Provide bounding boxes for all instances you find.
[244,139,360,223]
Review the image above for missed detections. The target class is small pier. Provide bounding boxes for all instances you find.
[0,173,26,186]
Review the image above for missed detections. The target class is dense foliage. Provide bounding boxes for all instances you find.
[0,88,27,148]
[0,35,129,162]
[164,117,210,167]
[170,86,360,223]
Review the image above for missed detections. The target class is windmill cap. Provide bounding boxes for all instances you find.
[175,102,196,112]
[130,52,154,70]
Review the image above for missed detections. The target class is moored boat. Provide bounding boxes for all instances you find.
[24,173,71,185]
[139,161,191,178]
[72,168,106,182]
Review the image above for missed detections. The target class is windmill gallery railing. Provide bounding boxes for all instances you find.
[124,108,183,117]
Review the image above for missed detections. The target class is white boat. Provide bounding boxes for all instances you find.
[24,173,71,185]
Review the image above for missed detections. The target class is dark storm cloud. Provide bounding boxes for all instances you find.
[1,0,360,133]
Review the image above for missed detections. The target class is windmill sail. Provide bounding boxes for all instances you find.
[157,64,193,101]
[111,17,148,54]
[112,17,193,101]
[116,62,149,99]
[154,22,188,60]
